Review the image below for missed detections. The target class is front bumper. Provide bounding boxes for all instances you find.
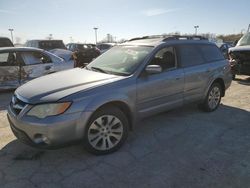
[7,105,92,148]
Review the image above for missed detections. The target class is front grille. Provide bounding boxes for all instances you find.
[10,95,27,115]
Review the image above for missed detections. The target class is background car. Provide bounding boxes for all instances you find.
[0,47,74,90]
[0,37,14,47]
[96,43,115,53]
[228,32,250,79]
[216,42,234,59]
[25,39,75,67]
[25,40,67,50]
[66,43,100,67]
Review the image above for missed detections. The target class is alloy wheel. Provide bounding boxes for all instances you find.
[87,115,123,151]
[208,86,221,110]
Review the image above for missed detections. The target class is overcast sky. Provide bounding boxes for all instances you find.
[0,0,249,44]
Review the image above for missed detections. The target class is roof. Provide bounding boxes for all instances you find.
[0,47,44,52]
[27,39,64,42]
[121,35,212,47]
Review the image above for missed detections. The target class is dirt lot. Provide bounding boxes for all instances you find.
[0,76,250,188]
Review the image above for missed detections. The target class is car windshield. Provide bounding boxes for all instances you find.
[86,45,153,76]
[78,44,91,49]
[237,33,250,46]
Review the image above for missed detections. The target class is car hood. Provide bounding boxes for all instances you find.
[15,68,123,104]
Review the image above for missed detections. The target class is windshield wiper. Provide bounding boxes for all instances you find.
[89,66,108,73]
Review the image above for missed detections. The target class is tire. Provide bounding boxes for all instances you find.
[83,105,129,155]
[232,74,236,80]
[200,83,222,112]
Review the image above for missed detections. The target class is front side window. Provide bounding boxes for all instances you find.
[149,46,176,71]
[21,51,52,65]
[0,52,17,66]
[87,45,153,75]
[179,45,205,67]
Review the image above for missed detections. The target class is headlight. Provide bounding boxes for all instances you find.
[27,102,71,119]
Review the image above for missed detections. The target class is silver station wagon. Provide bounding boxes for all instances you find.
[7,35,232,155]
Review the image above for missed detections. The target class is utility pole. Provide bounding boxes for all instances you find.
[194,25,199,35]
[8,28,14,43]
[248,24,250,32]
[93,27,98,44]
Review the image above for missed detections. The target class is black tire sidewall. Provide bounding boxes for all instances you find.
[83,106,129,155]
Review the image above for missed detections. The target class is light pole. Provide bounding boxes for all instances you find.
[8,28,14,43]
[93,27,98,44]
[194,25,199,35]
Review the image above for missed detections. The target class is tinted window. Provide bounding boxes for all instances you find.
[179,45,205,67]
[200,45,224,62]
[0,38,14,47]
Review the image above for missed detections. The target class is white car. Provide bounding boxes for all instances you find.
[0,47,74,90]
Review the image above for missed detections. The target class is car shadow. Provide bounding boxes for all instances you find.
[0,104,250,187]
[1,103,250,160]
[235,76,250,86]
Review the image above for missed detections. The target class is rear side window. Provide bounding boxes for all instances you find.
[179,45,205,67]
[200,45,224,62]
[21,51,52,65]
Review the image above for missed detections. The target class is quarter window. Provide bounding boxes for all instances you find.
[200,45,224,62]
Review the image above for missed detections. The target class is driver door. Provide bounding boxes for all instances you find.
[20,51,53,83]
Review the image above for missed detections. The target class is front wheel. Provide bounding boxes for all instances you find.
[200,83,222,112]
[232,74,236,80]
[83,106,129,155]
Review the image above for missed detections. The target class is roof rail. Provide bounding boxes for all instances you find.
[129,35,208,42]
[163,35,208,41]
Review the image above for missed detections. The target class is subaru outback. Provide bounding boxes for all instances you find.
[7,35,232,155]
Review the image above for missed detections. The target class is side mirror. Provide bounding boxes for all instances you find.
[145,65,162,74]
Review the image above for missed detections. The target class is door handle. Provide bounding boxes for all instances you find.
[45,66,51,70]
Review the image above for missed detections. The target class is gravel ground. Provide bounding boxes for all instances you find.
[0,76,249,188]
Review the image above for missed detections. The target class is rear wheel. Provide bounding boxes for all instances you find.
[84,106,129,155]
[200,83,222,112]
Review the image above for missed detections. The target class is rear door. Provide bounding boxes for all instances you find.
[19,51,53,83]
[177,44,223,103]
